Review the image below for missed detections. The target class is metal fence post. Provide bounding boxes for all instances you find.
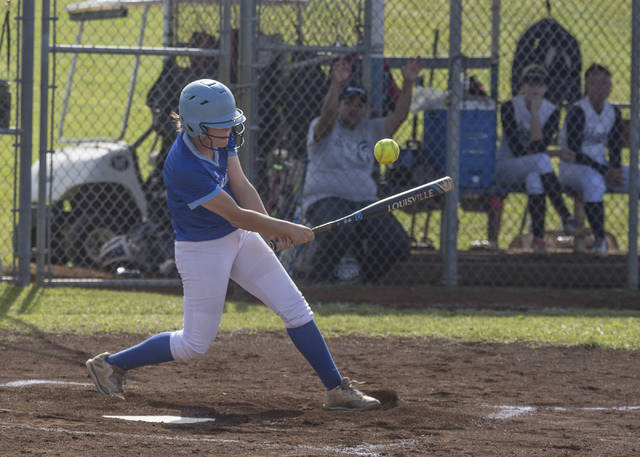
[36,0,51,286]
[238,0,256,181]
[363,0,384,115]
[628,0,640,291]
[162,0,173,47]
[218,0,232,86]
[17,0,35,286]
[442,0,462,286]
[490,0,500,99]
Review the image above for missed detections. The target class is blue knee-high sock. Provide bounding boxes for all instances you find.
[106,332,174,371]
[287,320,341,390]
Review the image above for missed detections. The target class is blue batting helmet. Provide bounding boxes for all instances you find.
[179,79,246,137]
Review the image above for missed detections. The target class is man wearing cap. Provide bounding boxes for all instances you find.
[495,64,578,252]
[301,55,423,284]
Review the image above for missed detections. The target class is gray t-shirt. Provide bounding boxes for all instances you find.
[303,116,388,211]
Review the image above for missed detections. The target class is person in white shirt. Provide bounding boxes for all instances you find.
[495,65,577,252]
[558,64,634,255]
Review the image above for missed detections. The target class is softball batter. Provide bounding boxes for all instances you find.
[86,79,381,411]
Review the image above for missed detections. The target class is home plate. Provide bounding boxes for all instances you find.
[104,415,215,424]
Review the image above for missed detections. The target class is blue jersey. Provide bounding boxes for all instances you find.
[163,132,238,241]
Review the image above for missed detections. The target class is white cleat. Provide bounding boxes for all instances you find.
[86,352,126,399]
[323,377,381,411]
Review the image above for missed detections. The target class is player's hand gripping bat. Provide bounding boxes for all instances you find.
[268,176,454,251]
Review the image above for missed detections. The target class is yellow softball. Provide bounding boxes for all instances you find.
[373,138,400,164]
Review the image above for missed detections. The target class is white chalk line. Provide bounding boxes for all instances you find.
[487,406,536,420]
[554,406,640,412]
[486,404,640,420]
[0,423,419,457]
[0,379,93,387]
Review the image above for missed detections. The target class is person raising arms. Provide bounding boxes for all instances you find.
[302,56,423,282]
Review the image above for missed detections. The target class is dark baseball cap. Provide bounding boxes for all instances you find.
[521,67,549,85]
[339,85,368,102]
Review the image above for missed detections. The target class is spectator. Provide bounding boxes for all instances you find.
[558,63,634,255]
[495,64,578,252]
[302,56,423,283]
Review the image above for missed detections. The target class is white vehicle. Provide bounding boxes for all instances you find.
[30,140,151,265]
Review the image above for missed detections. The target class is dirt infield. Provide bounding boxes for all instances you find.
[1,330,639,456]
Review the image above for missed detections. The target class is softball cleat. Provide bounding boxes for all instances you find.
[323,377,381,411]
[86,352,126,399]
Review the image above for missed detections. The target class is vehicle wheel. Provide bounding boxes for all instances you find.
[64,183,143,267]
[65,212,120,267]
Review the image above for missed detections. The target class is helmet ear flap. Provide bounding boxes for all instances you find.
[180,114,195,135]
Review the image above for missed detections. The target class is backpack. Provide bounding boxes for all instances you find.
[511,18,581,105]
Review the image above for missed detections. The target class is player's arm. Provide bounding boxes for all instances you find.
[313,57,351,142]
[201,189,313,245]
[607,106,623,168]
[529,108,560,153]
[385,57,424,137]
[500,100,528,157]
[227,154,268,215]
[528,97,543,143]
[566,105,609,175]
[604,106,624,185]
[205,155,312,247]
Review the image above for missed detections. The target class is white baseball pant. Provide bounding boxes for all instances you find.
[169,229,313,361]
[494,153,555,195]
[559,162,636,202]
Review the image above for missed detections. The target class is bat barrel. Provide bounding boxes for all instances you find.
[268,176,454,252]
[367,175,453,213]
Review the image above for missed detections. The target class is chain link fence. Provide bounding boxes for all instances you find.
[6,0,639,289]
[255,0,640,288]
[1,0,25,282]
[35,0,233,281]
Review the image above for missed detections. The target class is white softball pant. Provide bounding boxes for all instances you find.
[494,153,555,195]
[559,162,636,202]
[169,229,313,361]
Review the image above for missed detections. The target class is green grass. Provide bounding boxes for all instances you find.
[1,0,638,267]
[1,284,639,349]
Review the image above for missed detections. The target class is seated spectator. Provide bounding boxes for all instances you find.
[495,64,578,252]
[302,56,423,283]
[558,63,636,255]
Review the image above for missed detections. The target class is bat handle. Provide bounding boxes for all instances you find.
[267,239,278,252]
